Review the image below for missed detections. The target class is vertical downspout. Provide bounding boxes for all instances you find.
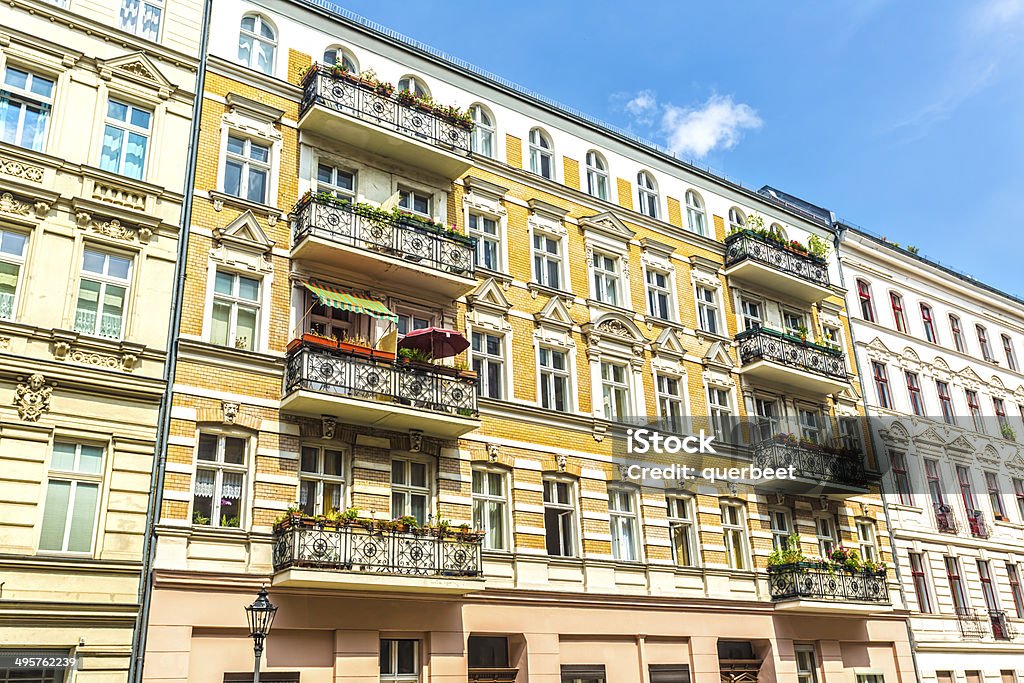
[129,1,212,680]
[832,221,922,683]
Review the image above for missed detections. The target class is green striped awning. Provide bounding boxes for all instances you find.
[303,282,397,322]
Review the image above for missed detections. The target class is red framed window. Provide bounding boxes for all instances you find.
[857,279,875,322]
[925,458,944,506]
[890,292,907,332]
[957,465,977,514]
[994,397,1010,436]
[910,552,933,613]
[1015,477,1024,520]
[890,451,913,505]
[965,389,984,432]
[1003,334,1018,371]
[906,371,924,416]
[977,560,998,613]
[986,471,1006,518]
[1007,563,1024,618]
[872,362,892,409]
[950,314,966,353]
[977,325,993,361]
[936,381,955,424]
[920,304,937,343]
[944,556,968,614]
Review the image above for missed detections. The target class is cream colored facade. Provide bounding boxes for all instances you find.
[0,0,202,681]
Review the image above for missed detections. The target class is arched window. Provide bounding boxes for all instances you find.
[529,128,553,179]
[685,190,706,236]
[397,75,428,97]
[238,14,276,75]
[585,150,608,200]
[769,222,787,240]
[469,104,494,157]
[637,171,659,218]
[728,207,746,231]
[323,46,357,73]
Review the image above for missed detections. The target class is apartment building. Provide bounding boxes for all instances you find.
[0,0,202,682]
[138,1,913,682]
[840,227,1024,683]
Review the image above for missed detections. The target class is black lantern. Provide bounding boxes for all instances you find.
[244,585,277,683]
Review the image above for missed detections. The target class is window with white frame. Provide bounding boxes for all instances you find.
[768,507,792,551]
[395,310,432,337]
[298,445,345,516]
[472,331,504,399]
[798,408,821,443]
[856,519,877,562]
[708,387,732,438]
[645,268,673,321]
[528,128,553,179]
[391,458,429,525]
[543,476,576,557]
[323,46,357,72]
[532,232,563,289]
[539,346,570,412]
[315,163,354,199]
[193,433,246,528]
[380,639,419,683]
[656,375,684,433]
[740,299,763,331]
[74,249,132,339]
[585,150,609,200]
[238,14,276,75]
[397,75,428,97]
[815,515,837,558]
[224,135,270,204]
[100,99,151,180]
[783,310,806,337]
[601,361,631,421]
[472,467,508,551]
[1,66,54,152]
[667,495,697,567]
[119,0,163,40]
[210,270,260,351]
[839,417,861,451]
[608,485,640,561]
[38,442,103,552]
[469,213,500,271]
[591,252,621,306]
[822,324,842,351]
[685,190,706,236]
[728,207,746,232]
[469,104,494,157]
[637,170,659,218]
[0,229,27,320]
[696,286,720,334]
[754,397,778,442]
[795,647,819,683]
[307,295,351,340]
[721,502,748,570]
[398,187,431,216]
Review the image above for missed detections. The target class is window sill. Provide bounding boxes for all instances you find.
[208,190,283,224]
[644,315,684,330]
[585,298,640,319]
[474,266,512,283]
[526,281,575,301]
[696,329,732,344]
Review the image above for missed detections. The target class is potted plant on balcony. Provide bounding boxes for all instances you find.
[336,334,375,358]
[398,346,436,371]
[767,534,805,570]
[453,361,477,382]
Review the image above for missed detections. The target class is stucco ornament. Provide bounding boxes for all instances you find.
[222,401,240,425]
[15,373,52,422]
[322,415,336,440]
[556,453,568,472]
[486,443,500,463]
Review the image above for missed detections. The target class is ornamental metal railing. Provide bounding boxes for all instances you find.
[284,343,479,418]
[990,610,1017,641]
[292,194,475,276]
[767,563,889,604]
[967,509,989,538]
[724,230,830,288]
[300,65,472,155]
[934,503,958,533]
[753,438,866,488]
[272,518,483,578]
[957,608,991,639]
[735,327,848,382]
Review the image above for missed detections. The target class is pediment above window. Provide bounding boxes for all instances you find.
[652,327,686,359]
[703,340,734,370]
[99,52,174,99]
[535,295,574,331]
[467,277,511,313]
[579,211,635,244]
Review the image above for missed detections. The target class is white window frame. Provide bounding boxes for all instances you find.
[0,228,29,321]
[528,128,554,179]
[472,465,509,551]
[591,250,622,307]
[224,134,271,204]
[656,373,685,433]
[469,104,495,158]
[696,285,721,335]
[118,0,164,41]
[468,212,501,272]
[192,432,248,529]
[38,441,104,554]
[685,190,707,236]
[542,475,578,557]
[740,297,763,332]
[585,150,609,200]
[601,360,632,422]
[472,329,506,400]
[298,444,347,516]
[391,457,431,525]
[798,407,822,443]
[323,45,358,73]
[73,248,133,339]
[721,501,749,570]
[238,13,276,75]
[728,207,746,232]
[209,269,261,351]
[100,98,152,180]
[645,267,675,321]
[398,186,432,217]
[380,638,419,683]
[667,494,698,567]
[815,514,837,558]
[637,170,659,218]
[707,385,733,439]
[856,519,878,562]
[608,485,641,562]
[315,161,355,200]
[795,646,819,683]
[539,345,572,413]
[531,229,566,290]
[1,65,55,152]
[397,75,428,97]
[768,507,792,551]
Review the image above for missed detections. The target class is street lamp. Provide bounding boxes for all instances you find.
[244,584,278,683]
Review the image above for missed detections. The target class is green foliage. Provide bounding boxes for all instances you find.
[807,234,831,260]
[192,511,210,526]
[398,347,434,363]
[767,533,805,567]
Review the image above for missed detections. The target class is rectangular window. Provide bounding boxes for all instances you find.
[978,325,994,361]
[909,552,933,613]
[921,304,937,343]
[560,666,605,683]
[648,664,690,683]
[906,371,924,416]
[307,295,351,341]
[795,646,818,683]
[925,458,944,506]
[39,442,103,552]
[957,465,977,513]
[0,228,28,320]
[210,270,260,351]
[380,639,418,683]
[965,390,984,432]
[539,346,570,412]
[798,408,820,444]
[1004,334,1018,371]
[857,279,875,322]
[783,310,806,337]
[468,636,509,672]
[472,468,507,551]
[815,515,837,558]
[978,560,999,612]
[469,213,500,271]
[740,299,762,331]
[856,676,884,683]
[398,188,430,216]
[856,520,877,562]
[74,249,132,339]
[193,433,246,528]
[118,0,163,40]
[822,324,842,351]
[890,292,907,332]
[1,66,54,151]
[395,312,431,338]
[472,331,504,400]
[986,471,1006,518]
[995,397,1011,438]
[872,362,892,409]
[890,451,913,505]
[768,508,791,551]
[316,163,355,199]
[667,496,697,567]
[391,458,429,525]
[708,387,731,439]
[936,380,955,424]
[1007,563,1024,618]
[224,135,270,204]
[298,445,345,516]
[945,556,969,613]
[950,315,966,352]
[608,487,639,561]
[591,252,620,306]
[1015,477,1024,520]
[696,286,720,335]
[543,477,576,557]
[601,361,630,421]
[100,99,151,180]
[754,398,777,442]
[656,375,684,433]
[720,502,748,570]
[645,269,673,320]
[532,233,562,290]
[839,417,861,452]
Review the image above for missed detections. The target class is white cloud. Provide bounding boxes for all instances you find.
[659,95,763,159]
[624,90,658,124]
[973,0,1024,32]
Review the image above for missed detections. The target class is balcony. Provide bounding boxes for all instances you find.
[298,65,473,178]
[967,510,989,538]
[291,194,477,299]
[282,342,480,438]
[990,610,1017,641]
[724,230,832,302]
[934,503,958,533]
[768,563,889,612]
[272,517,484,594]
[735,327,849,394]
[753,437,867,493]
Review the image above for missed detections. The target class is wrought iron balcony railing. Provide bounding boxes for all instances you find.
[753,437,867,488]
[300,65,473,155]
[724,230,830,288]
[957,608,992,639]
[736,327,849,382]
[990,610,1017,641]
[967,510,989,538]
[284,342,479,418]
[767,563,889,604]
[934,503,958,533]
[293,194,475,276]
[272,517,483,578]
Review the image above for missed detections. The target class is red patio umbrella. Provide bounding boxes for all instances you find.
[397,327,470,359]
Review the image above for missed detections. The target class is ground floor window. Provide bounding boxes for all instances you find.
[561,665,605,683]
[0,650,70,683]
[380,639,418,683]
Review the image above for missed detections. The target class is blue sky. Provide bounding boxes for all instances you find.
[328,0,1024,296]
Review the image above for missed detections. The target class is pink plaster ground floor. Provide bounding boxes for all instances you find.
[141,574,916,683]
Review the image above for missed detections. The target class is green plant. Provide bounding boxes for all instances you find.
[807,234,831,260]
[398,347,434,364]
[793,325,810,342]
[906,245,920,255]
[768,533,805,567]
[193,511,210,525]
[1002,423,1016,441]
[399,515,420,530]
[220,514,240,528]
[342,507,360,523]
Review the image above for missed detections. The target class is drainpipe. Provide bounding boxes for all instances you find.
[832,220,922,683]
[129,1,212,680]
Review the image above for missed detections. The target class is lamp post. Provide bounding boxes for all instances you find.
[244,584,278,683]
